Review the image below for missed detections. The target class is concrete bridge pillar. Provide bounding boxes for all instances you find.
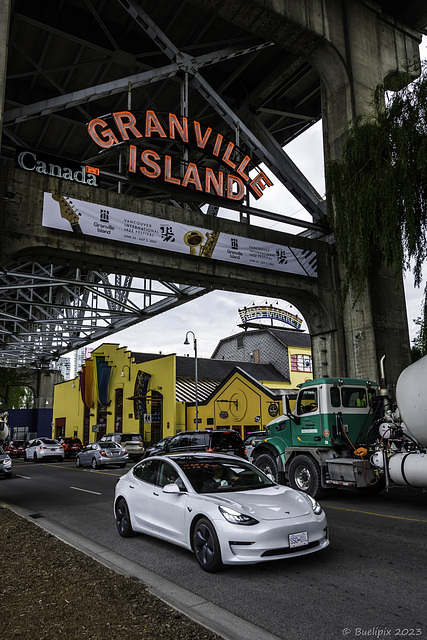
[191,0,421,383]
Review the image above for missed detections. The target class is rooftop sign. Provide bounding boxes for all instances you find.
[239,305,303,329]
[87,110,273,203]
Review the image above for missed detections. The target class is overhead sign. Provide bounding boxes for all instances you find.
[238,305,304,328]
[42,192,318,277]
[87,110,273,203]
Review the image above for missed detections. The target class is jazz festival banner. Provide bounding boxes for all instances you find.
[42,192,317,278]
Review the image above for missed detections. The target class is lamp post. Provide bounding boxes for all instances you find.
[184,331,198,430]
[120,364,130,381]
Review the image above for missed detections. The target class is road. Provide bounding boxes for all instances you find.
[1,458,426,640]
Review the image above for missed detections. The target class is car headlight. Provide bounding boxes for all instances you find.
[4,458,12,467]
[219,505,259,526]
[305,494,323,515]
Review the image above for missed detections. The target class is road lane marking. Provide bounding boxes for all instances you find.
[15,474,31,479]
[324,504,427,523]
[70,486,102,495]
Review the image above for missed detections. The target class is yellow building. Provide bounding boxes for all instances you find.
[52,331,312,444]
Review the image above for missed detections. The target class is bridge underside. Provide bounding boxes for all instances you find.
[0,0,424,381]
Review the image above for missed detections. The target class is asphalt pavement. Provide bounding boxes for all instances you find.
[4,501,281,640]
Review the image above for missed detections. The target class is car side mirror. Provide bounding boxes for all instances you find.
[163,483,181,494]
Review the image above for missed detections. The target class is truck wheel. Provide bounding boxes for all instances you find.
[255,453,279,482]
[288,455,325,499]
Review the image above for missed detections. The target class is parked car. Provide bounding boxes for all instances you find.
[24,438,64,463]
[4,439,28,457]
[100,432,145,461]
[144,430,245,458]
[76,442,129,469]
[0,446,12,478]
[114,452,329,572]
[143,436,174,458]
[244,430,267,462]
[59,437,82,457]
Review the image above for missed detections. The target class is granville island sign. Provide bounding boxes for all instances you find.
[87,110,273,203]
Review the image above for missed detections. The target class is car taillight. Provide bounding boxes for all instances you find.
[206,447,213,452]
[123,449,128,454]
[40,446,47,450]
[100,450,107,456]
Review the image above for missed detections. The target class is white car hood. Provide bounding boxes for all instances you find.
[206,485,311,520]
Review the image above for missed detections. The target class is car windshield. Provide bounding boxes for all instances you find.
[175,457,275,493]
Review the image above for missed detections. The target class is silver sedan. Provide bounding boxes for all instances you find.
[114,453,329,572]
[76,442,129,469]
[0,446,12,478]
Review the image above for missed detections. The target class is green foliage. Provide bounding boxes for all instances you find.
[326,64,427,301]
[0,368,35,409]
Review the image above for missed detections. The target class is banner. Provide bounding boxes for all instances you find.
[43,192,318,278]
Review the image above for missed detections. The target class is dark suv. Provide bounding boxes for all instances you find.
[145,430,245,458]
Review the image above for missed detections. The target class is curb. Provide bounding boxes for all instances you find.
[2,502,281,640]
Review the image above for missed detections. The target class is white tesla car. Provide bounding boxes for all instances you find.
[114,453,329,572]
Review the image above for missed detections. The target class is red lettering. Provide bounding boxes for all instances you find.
[128,145,137,173]
[227,174,245,201]
[212,133,223,157]
[236,155,251,182]
[205,168,223,197]
[182,163,203,191]
[249,172,273,199]
[222,141,236,170]
[169,113,188,143]
[87,118,119,149]
[140,150,161,178]
[113,111,143,142]
[164,156,181,185]
[193,121,212,149]
[145,110,167,138]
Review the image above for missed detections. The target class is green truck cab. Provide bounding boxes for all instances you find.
[251,377,383,498]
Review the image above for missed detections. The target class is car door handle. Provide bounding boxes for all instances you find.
[129,485,135,489]
[153,491,159,496]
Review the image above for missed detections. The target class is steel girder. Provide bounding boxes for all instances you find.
[0,261,207,366]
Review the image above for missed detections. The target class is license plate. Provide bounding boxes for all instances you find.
[289,531,308,548]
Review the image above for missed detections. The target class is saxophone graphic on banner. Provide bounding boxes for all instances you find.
[183,230,220,257]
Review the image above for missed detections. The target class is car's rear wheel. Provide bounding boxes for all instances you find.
[119,463,126,468]
[192,518,224,573]
[91,458,98,469]
[33,453,38,463]
[115,498,135,537]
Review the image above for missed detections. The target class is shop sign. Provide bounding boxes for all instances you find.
[87,110,273,203]
[239,305,303,329]
[268,403,279,417]
[16,149,99,186]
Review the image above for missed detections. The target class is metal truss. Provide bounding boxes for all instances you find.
[0,261,207,367]
[1,1,327,367]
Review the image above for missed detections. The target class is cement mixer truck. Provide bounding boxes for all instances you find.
[251,355,427,499]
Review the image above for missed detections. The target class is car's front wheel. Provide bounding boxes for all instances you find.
[75,457,81,467]
[192,518,224,573]
[91,458,98,469]
[115,498,135,537]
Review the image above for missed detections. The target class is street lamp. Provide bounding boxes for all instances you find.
[184,331,198,430]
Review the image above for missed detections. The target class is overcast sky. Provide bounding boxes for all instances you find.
[87,37,427,362]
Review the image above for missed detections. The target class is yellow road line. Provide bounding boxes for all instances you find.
[324,504,427,523]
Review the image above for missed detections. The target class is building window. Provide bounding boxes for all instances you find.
[237,336,244,349]
[291,354,312,372]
